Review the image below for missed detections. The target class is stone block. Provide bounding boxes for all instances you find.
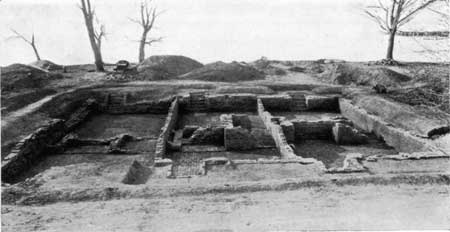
[122,160,152,185]
[219,114,234,128]
[326,153,367,173]
[281,121,295,143]
[332,123,368,145]
[203,157,229,166]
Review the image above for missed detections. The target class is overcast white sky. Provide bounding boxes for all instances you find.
[0,0,446,65]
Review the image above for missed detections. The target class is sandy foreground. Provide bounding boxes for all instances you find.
[2,184,449,231]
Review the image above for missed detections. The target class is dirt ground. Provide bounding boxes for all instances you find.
[2,184,449,231]
[74,114,167,139]
[293,139,396,169]
[2,58,449,231]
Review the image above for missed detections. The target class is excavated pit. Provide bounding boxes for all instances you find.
[269,111,396,168]
[168,111,280,177]
[2,87,448,187]
[10,113,167,184]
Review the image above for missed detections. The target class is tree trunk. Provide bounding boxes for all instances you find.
[31,44,41,61]
[386,30,396,60]
[83,18,104,71]
[138,31,148,63]
[138,40,145,63]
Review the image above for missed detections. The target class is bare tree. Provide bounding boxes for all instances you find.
[79,0,105,71]
[130,0,163,63]
[9,29,41,61]
[365,0,440,61]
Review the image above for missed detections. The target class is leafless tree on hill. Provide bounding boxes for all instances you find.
[79,0,105,71]
[364,0,441,62]
[129,0,163,63]
[8,29,41,61]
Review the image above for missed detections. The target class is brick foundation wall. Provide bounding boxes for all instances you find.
[64,98,98,131]
[177,92,341,113]
[259,95,292,111]
[155,98,179,158]
[1,119,66,183]
[103,95,172,114]
[305,95,340,112]
[257,99,297,159]
[180,94,258,112]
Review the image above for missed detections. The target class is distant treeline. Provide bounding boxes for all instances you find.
[397,31,449,37]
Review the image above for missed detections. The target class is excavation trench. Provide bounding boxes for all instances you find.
[2,90,448,187]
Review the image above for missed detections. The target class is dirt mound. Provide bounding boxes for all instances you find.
[180,61,265,82]
[136,55,203,80]
[1,63,62,92]
[320,63,411,87]
[304,62,326,74]
[215,86,274,94]
[250,58,288,76]
[30,60,63,71]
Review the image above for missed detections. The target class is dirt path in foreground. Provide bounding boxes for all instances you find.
[2,184,449,231]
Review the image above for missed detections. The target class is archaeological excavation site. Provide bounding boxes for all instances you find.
[2,55,450,231]
[2,56,449,209]
[3,0,450,229]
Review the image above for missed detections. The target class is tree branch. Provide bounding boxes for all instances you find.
[399,0,438,23]
[9,29,32,44]
[128,17,142,26]
[144,36,163,45]
[365,10,389,32]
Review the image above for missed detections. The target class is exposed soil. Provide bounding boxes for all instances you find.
[1,63,63,92]
[12,153,142,185]
[251,57,288,76]
[329,63,412,87]
[180,61,265,82]
[387,87,450,113]
[177,112,226,129]
[308,61,449,113]
[1,89,57,115]
[293,137,396,169]
[1,58,449,231]
[215,86,274,94]
[136,55,203,80]
[74,114,167,139]
[1,112,50,158]
[2,184,449,231]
